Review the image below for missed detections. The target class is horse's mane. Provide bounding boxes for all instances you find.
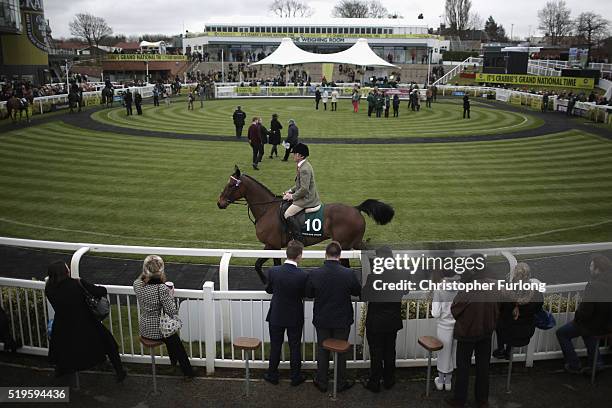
[242,174,281,198]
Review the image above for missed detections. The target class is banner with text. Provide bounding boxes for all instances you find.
[106,54,187,61]
[475,73,594,90]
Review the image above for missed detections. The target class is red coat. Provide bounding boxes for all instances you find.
[248,123,261,145]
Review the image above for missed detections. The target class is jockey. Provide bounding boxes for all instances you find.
[282,143,321,242]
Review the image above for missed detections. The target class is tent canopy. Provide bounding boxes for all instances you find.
[251,38,397,68]
[139,41,165,48]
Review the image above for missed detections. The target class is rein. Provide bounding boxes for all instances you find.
[224,177,283,225]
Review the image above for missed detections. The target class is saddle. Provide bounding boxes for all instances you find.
[279,202,325,238]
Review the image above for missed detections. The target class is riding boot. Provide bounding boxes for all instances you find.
[287,216,304,243]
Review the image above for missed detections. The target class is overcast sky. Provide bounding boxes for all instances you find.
[45,0,610,40]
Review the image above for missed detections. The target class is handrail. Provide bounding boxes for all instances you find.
[432,57,482,86]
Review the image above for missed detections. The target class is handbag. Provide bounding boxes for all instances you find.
[158,285,182,338]
[78,279,110,321]
[534,309,556,330]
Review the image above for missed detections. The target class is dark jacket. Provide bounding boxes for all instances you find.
[393,95,400,108]
[451,279,500,341]
[266,262,307,327]
[248,123,261,145]
[286,123,299,147]
[463,95,470,108]
[497,292,544,347]
[315,90,321,101]
[270,118,282,145]
[45,278,113,373]
[259,123,269,144]
[574,274,612,335]
[123,92,132,105]
[233,109,246,126]
[305,260,361,329]
[134,93,142,105]
[363,267,408,333]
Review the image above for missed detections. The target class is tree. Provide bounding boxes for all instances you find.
[269,0,314,18]
[444,0,479,34]
[537,0,572,46]
[484,16,508,42]
[69,13,112,49]
[331,0,389,18]
[575,12,609,55]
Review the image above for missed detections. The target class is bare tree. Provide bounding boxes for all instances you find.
[575,12,609,56]
[444,0,473,33]
[537,0,572,46]
[269,0,314,18]
[332,0,389,18]
[69,13,112,49]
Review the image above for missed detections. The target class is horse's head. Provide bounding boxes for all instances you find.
[217,166,246,209]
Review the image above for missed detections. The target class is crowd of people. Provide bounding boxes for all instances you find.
[15,248,609,408]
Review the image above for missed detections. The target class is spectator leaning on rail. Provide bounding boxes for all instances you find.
[45,261,126,382]
[493,263,543,361]
[556,254,612,374]
[263,240,307,386]
[133,255,195,379]
[361,246,409,393]
[446,258,500,408]
[305,241,362,393]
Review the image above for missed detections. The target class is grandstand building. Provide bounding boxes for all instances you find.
[183,17,449,65]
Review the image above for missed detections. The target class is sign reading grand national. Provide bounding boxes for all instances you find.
[106,54,187,61]
[476,73,594,90]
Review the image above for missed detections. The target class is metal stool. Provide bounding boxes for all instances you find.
[140,336,164,395]
[418,336,443,397]
[592,334,612,384]
[233,337,261,397]
[322,338,351,400]
[505,347,515,393]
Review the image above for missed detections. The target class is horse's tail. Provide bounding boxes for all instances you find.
[355,199,394,225]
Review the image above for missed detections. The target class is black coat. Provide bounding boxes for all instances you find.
[362,270,407,333]
[45,278,113,373]
[233,109,246,126]
[265,262,307,327]
[286,124,299,147]
[305,260,361,329]
[574,275,612,335]
[270,118,283,145]
[259,124,269,144]
[497,292,543,347]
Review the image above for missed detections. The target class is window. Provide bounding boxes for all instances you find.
[289,27,294,33]
[316,27,321,33]
[344,27,349,34]
[366,28,371,34]
[377,28,382,34]
[272,27,276,33]
[250,27,255,32]
[360,27,365,34]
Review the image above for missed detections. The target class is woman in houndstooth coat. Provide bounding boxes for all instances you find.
[133,255,194,378]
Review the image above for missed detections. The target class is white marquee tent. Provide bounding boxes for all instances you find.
[251,38,397,68]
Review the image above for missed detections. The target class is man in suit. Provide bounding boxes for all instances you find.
[282,143,321,243]
[305,241,361,393]
[264,240,307,386]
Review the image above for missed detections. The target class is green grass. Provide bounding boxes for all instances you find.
[90,98,543,139]
[1,120,611,247]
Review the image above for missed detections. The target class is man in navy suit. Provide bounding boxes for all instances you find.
[264,240,307,386]
[305,241,362,393]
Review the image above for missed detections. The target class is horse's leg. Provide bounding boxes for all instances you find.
[254,255,269,285]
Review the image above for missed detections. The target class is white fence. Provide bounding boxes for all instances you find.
[1,237,612,374]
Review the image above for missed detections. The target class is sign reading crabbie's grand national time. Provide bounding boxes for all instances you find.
[475,73,595,90]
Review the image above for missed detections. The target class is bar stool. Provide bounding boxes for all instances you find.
[322,338,351,400]
[592,333,612,384]
[233,337,261,397]
[418,336,443,397]
[140,336,164,395]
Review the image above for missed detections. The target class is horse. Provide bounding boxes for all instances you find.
[217,166,395,283]
[101,87,114,107]
[6,96,29,123]
[68,90,83,113]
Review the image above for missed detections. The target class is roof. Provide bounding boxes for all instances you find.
[205,17,427,28]
[113,41,140,50]
[251,37,397,67]
[140,40,165,47]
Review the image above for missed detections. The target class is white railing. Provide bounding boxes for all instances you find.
[527,60,568,77]
[0,275,604,375]
[432,57,482,86]
[1,237,612,374]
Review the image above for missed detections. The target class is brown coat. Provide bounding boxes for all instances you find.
[451,279,500,341]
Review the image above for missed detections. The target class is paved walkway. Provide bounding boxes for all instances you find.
[0,354,610,408]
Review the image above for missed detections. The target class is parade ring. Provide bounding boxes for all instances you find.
[90,98,544,139]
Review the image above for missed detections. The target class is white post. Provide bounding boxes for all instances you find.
[203,281,216,374]
[70,247,90,278]
[219,252,232,341]
[65,60,69,90]
[145,61,149,84]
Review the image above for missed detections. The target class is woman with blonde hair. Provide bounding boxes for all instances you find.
[133,255,194,378]
[493,262,543,360]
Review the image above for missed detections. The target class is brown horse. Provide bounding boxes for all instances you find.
[6,97,30,122]
[217,166,394,283]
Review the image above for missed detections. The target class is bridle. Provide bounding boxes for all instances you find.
[221,175,283,225]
